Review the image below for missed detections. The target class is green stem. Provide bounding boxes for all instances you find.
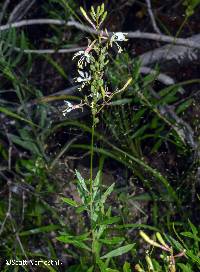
[90,113,96,258]
[90,113,95,188]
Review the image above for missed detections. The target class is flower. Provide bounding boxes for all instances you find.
[110,32,128,53]
[62,101,74,116]
[76,70,91,83]
[72,40,95,68]
[75,70,91,91]
[62,100,86,116]
[111,32,127,42]
[72,50,91,68]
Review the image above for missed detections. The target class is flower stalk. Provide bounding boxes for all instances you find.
[62,3,130,261]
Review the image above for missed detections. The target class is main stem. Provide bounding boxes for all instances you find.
[90,113,95,188]
[90,29,102,263]
[90,113,96,257]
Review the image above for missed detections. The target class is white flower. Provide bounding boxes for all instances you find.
[110,32,128,53]
[62,100,74,116]
[76,70,91,83]
[73,50,91,68]
[62,100,85,116]
[111,32,127,42]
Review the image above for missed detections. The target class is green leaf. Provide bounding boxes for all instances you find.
[123,262,131,272]
[43,264,57,272]
[75,170,89,192]
[87,267,94,272]
[130,124,148,139]
[56,235,91,251]
[186,250,200,265]
[166,235,184,251]
[58,232,89,240]
[76,205,88,213]
[177,263,192,272]
[183,0,200,16]
[180,232,200,241]
[101,183,115,204]
[100,244,135,259]
[45,55,68,79]
[0,106,37,126]
[188,219,198,235]
[99,237,125,245]
[105,269,119,272]
[93,171,101,199]
[19,224,59,236]
[116,223,159,231]
[98,217,121,225]
[96,258,107,272]
[176,99,193,114]
[61,197,79,207]
[142,72,157,86]
[132,108,147,122]
[8,133,41,155]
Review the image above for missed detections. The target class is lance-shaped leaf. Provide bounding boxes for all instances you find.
[100,244,135,259]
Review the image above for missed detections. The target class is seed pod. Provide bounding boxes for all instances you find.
[156,232,170,251]
[140,230,170,251]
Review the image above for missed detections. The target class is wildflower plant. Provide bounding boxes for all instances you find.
[58,4,134,271]
[62,3,132,186]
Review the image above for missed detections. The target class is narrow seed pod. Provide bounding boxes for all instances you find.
[145,255,154,271]
[156,232,170,251]
[139,230,169,251]
[135,264,145,272]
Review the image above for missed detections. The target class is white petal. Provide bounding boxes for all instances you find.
[78,70,85,77]
[76,77,84,82]
[64,100,73,107]
[72,51,84,59]
[87,76,91,81]
[112,32,127,42]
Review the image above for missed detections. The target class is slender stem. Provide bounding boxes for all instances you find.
[90,113,96,257]
[90,113,95,186]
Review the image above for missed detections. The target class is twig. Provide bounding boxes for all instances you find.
[8,0,36,23]
[67,20,200,49]
[0,18,66,31]
[10,219,35,272]
[0,19,200,49]
[1,35,86,54]
[0,0,10,24]
[21,191,25,224]
[13,46,87,54]
[2,123,13,170]
[0,180,12,235]
[140,66,185,94]
[141,66,175,85]
[139,33,200,66]
[126,31,200,49]
[145,0,161,34]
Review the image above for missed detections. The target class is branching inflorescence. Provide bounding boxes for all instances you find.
[62,4,131,124]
